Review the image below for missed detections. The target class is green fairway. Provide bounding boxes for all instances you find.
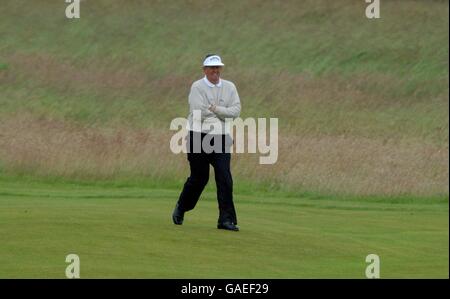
[0,178,447,278]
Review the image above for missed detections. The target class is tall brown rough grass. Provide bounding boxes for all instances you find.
[0,115,447,196]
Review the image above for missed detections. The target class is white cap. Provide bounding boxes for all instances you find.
[203,55,225,67]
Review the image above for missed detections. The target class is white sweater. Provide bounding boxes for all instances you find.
[187,77,241,134]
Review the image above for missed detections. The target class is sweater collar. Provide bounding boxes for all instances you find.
[203,76,222,88]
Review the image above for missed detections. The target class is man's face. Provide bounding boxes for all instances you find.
[203,66,222,84]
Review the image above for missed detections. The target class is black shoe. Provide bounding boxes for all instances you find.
[172,204,184,225]
[217,222,239,231]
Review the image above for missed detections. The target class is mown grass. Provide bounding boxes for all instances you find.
[1,172,447,205]
[0,177,448,278]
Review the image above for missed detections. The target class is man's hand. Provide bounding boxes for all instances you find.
[208,104,217,113]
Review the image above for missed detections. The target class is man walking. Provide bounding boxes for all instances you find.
[172,54,241,231]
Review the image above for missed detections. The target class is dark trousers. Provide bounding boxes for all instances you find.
[177,131,237,224]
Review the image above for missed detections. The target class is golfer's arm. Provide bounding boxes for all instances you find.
[189,86,214,120]
[214,88,241,119]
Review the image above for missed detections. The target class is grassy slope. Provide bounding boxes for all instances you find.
[0,178,448,278]
[0,0,448,139]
